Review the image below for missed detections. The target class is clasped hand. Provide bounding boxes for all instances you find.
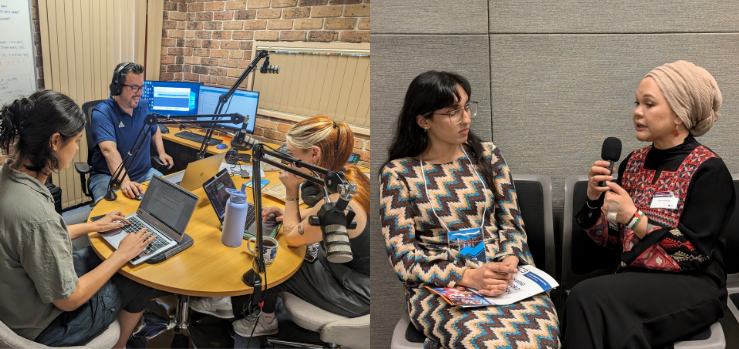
[463,256,519,297]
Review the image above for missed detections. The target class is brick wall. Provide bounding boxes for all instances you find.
[158,0,370,167]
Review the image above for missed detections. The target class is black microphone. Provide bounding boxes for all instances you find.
[259,56,279,74]
[231,116,259,151]
[310,182,358,263]
[599,137,622,187]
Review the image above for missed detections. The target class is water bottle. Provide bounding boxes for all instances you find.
[222,188,248,247]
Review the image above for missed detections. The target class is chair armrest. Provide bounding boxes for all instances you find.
[74,162,91,174]
[151,156,164,167]
[320,314,370,349]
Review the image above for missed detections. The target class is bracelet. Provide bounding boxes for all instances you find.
[627,210,643,230]
[586,200,598,209]
[285,197,300,201]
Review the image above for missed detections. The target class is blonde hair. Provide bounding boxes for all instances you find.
[287,116,369,213]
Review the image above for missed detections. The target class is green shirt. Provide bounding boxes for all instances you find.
[0,160,78,340]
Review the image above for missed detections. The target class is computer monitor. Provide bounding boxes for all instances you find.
[141,81,202,116]
[197,86,259,133]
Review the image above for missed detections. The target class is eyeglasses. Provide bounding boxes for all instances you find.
[424,101,478,125]
[122,84,144,93]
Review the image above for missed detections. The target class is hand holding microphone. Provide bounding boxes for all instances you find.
[587,137,622,201]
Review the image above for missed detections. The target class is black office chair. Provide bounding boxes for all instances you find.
[391,174,557,349]
[724,174,739,324]
[74,100,163,205]
[561,174,725,348]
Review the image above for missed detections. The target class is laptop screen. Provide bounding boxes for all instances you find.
[139,175,200,235]
[202,169,236,222]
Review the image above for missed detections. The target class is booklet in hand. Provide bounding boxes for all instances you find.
[426,265,558,307]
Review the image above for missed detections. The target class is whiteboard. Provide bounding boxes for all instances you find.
[0,0,37,107]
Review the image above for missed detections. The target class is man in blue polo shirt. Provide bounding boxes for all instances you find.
[88,62,174,203]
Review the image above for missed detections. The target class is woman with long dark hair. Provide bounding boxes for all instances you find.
[379,71,561,348]
[0,90,156,348]
[563,61,735,347]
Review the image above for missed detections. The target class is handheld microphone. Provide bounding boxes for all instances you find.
[599,137,622,187]
[259,56,279,74]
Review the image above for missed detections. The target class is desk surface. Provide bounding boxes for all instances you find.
[161,128,232,155]
[88,147,306,297]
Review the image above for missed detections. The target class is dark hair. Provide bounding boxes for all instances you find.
[385,71,495,189]
[115,62,144,85]
[0,90,85,173]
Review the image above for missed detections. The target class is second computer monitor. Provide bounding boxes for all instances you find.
[142,81,202,116]
[197,86,259,134]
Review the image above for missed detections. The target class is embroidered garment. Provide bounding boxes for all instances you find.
[380,143,560,348]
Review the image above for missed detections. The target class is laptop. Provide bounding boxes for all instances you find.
[202,169,259,238]
[165,152,226,191]
[100,175,199,265]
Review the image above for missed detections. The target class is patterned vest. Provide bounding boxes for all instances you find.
[619,145,718,270]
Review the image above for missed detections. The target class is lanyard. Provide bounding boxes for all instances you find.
[419,145,489,234]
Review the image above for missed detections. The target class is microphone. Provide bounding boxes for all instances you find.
[311,182,357,263]
[231,116,259,151]
[259,56,279,74]
[599,137,622,187]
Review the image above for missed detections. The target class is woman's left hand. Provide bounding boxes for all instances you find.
[602,181,637,224]
[279,169,304,191]
[93,210,129,232]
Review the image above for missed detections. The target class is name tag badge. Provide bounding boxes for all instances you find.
[651,191,678,209]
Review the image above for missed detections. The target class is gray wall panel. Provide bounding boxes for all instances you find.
[490,33,739,218]
[371,0,489,34]
[370,34,492,348]
[489,1,739,33]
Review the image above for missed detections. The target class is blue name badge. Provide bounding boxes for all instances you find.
[448,228,486,263]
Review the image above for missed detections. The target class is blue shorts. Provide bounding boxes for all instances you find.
[34,247,156,347]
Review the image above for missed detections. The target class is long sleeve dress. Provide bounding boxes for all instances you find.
[380,142,561,349]
[563,136,735,348]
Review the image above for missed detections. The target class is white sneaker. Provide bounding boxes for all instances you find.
[232,312,278,337]
[189,297,234,319]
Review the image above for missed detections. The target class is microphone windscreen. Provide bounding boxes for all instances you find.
[601,137,622,161]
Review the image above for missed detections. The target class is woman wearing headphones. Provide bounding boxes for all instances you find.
[190,116,370,338]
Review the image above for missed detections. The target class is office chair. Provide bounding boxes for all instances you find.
[0,318,120,349]
[74,100,163,205]
[724,174,739,326]
[562,174,725,349]
[390,174,557,349]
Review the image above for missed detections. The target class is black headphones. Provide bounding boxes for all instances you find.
[225,148,251,164]
[300,180,325,208]
[109,62,134,96]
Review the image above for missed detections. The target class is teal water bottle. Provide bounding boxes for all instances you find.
[223,188,248,247]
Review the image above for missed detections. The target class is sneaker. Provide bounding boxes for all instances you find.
[189,297,234,319]
[232,312,278,337]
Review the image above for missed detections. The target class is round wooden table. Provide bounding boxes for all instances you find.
[87,167,306,297]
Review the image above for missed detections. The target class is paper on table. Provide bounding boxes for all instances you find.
[219,162,266,178]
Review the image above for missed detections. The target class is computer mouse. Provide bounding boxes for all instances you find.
[135,193,144,201]
[159,124,169,134]
[216,143,228,149]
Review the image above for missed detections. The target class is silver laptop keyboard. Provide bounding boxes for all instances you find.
[123,216,173,260]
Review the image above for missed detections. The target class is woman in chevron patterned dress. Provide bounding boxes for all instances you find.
[379,71,561,348]
[562,61,735,348]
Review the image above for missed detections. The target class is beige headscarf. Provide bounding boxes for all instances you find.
[645,60,722,137]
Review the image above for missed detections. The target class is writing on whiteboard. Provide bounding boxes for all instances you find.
[0,0,38,105]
